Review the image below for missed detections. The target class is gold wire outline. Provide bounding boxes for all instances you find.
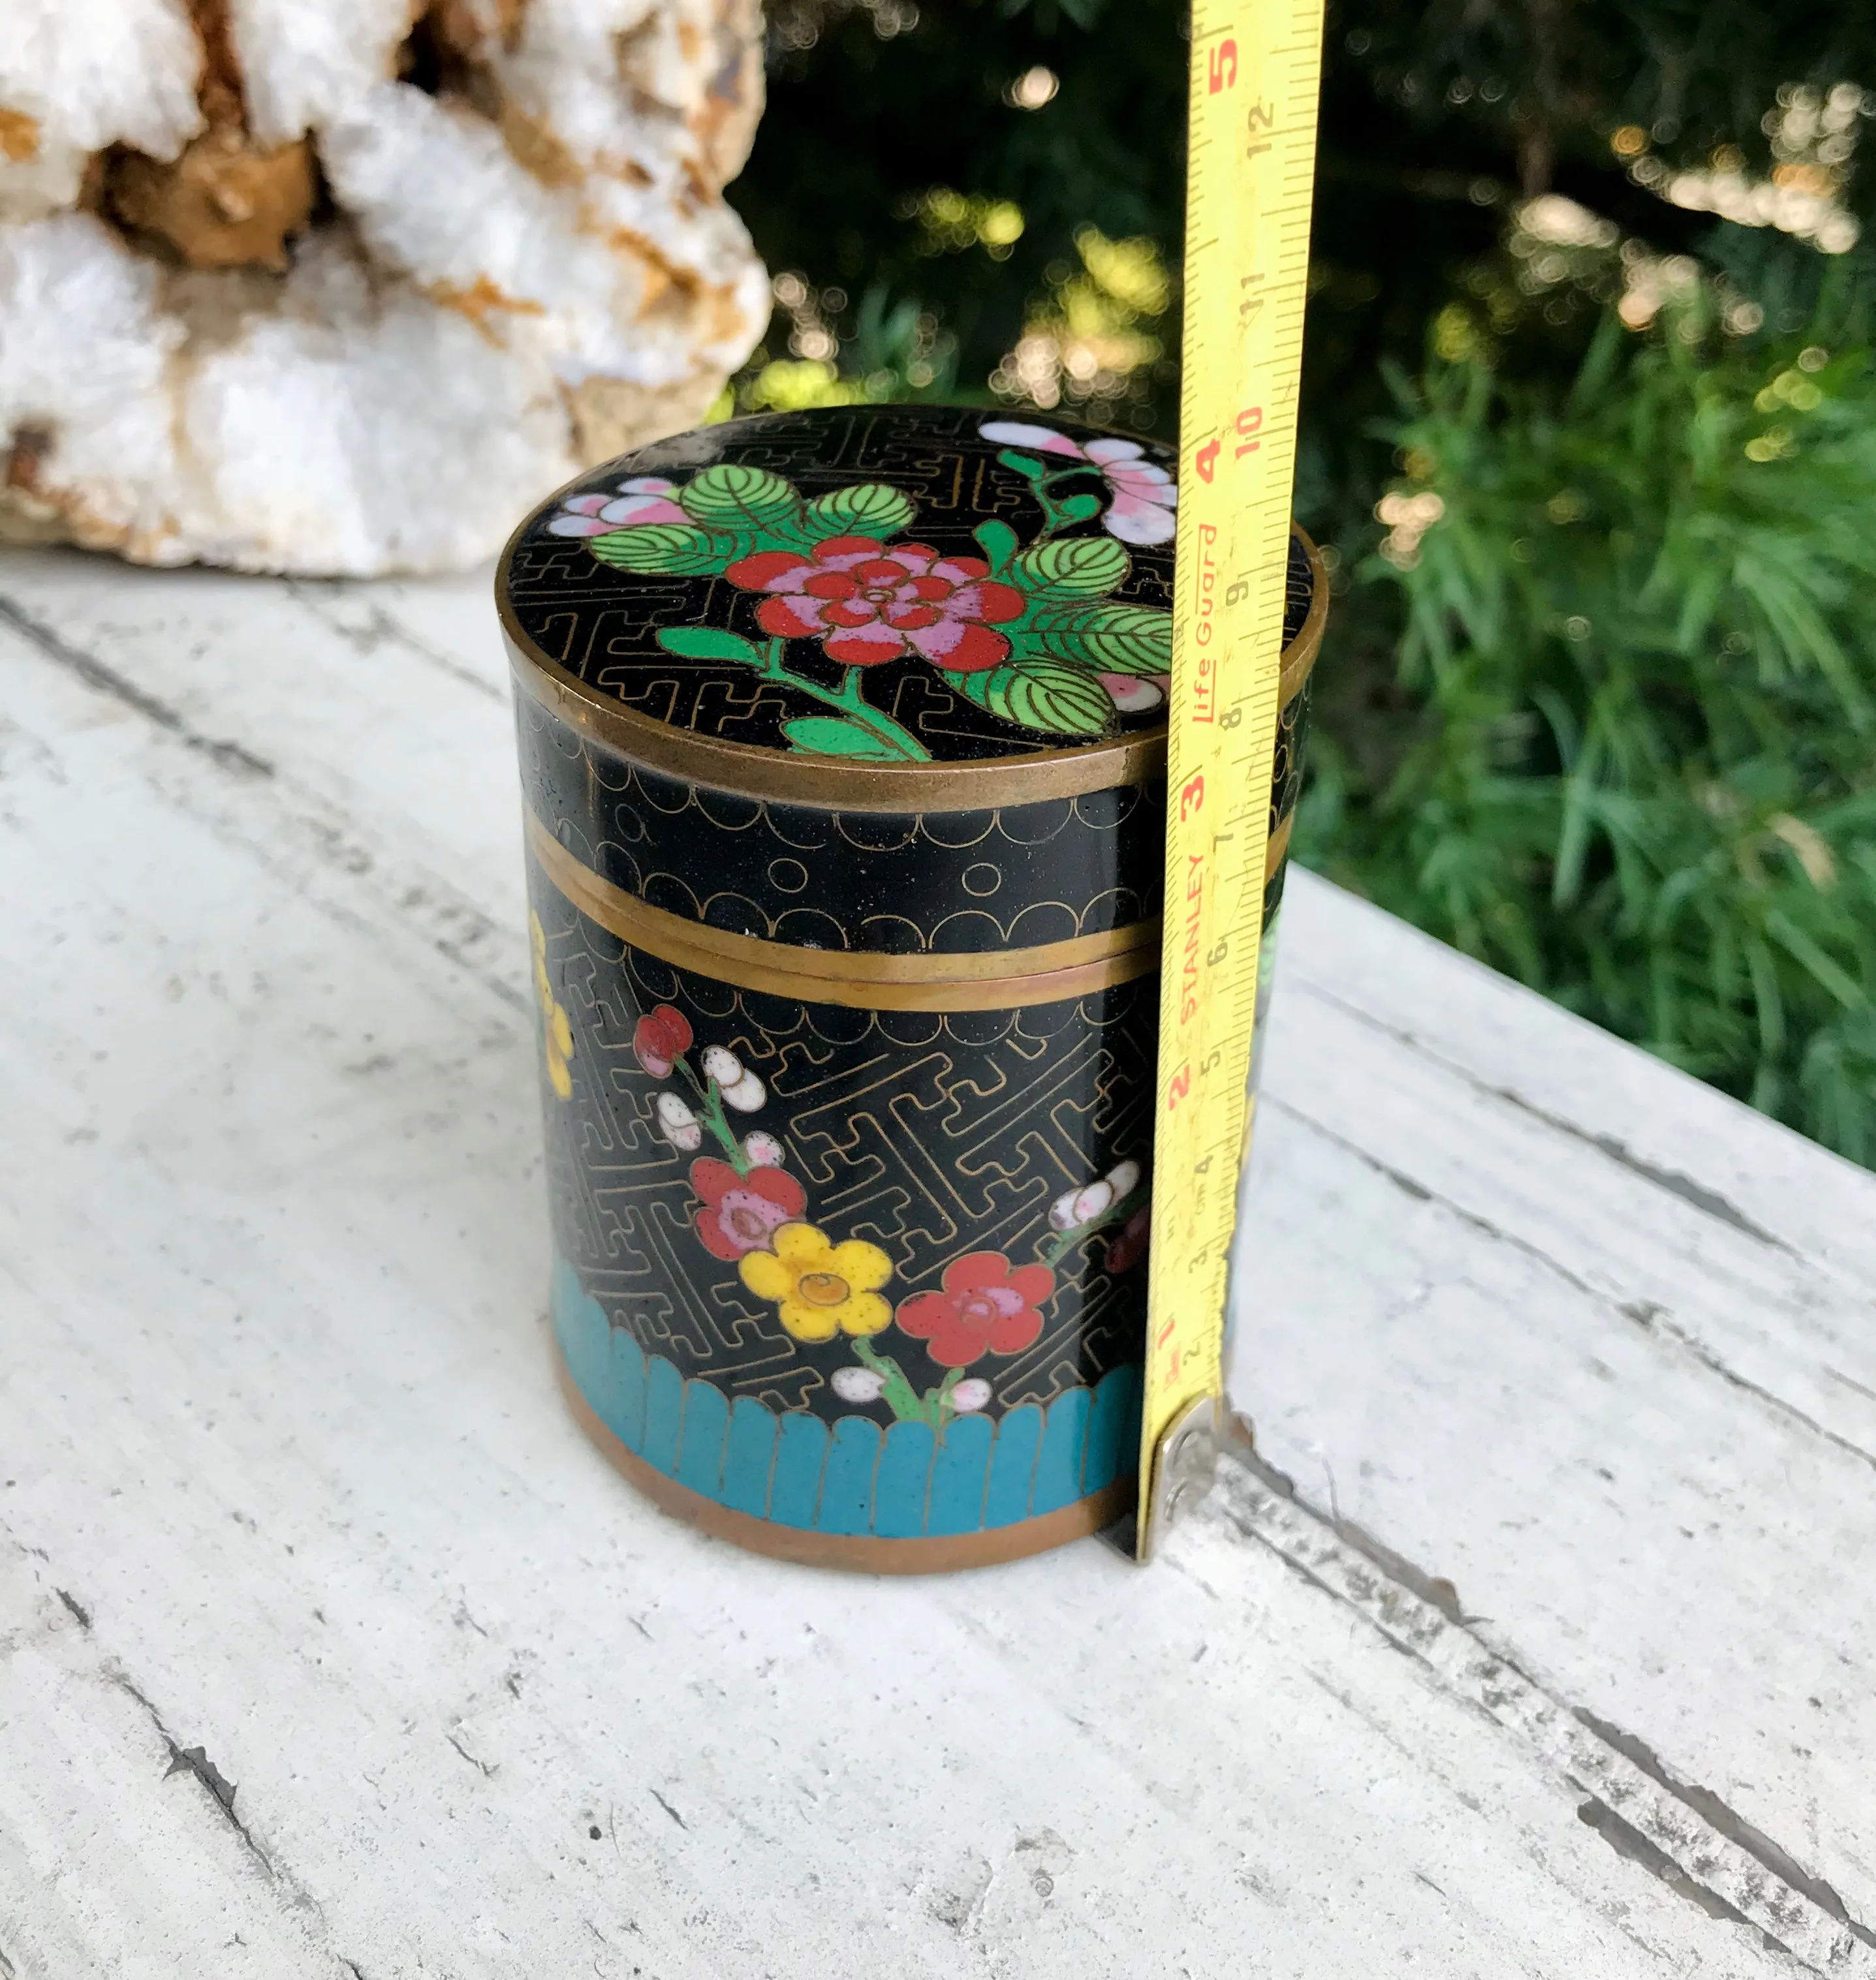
[555,1344,1136,1573]
[497,490,1326,813]
[527,812,1162,1011]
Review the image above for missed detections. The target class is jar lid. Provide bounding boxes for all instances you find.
[500,405,1319,811]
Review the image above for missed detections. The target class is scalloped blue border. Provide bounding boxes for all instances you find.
[553,1261,1140,1538]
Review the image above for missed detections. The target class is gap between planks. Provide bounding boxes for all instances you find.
[3,556,1870,1972]
[1196,1457,1876,1975]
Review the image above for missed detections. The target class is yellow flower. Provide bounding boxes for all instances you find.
[739,1223,892,1342]
[529,912,574,1100]
[542,1000,574,1096]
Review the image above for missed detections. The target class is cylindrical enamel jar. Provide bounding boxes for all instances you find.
[498,405,1324,1571]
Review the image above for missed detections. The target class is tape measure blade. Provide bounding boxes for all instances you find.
[1138,0,1325,1560]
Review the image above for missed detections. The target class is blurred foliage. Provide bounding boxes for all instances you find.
[724,0,1876,1164]
[729,0,1189,422]
[1305,264,1876,1158]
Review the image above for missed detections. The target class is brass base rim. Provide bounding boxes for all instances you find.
[555,1344,1136,1575]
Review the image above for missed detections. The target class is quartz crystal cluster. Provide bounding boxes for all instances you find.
[0,0,769,573]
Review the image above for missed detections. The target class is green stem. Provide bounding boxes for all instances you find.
[829,666,933,757]
[1000,452,1107,546]
[677,1057,748,1172]
[757,638,933,763]
[852,1338,930,1423]
[926,1366,964,1438]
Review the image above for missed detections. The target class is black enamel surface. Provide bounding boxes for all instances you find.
[504,405,1183,764]
[531,871,1156,1422]
[517,695,1166,951]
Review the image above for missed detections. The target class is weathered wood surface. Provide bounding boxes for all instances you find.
[1,545,1870,1979]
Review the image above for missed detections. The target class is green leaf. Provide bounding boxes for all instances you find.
[1010,536,1131,597]
[656,626,764,666]
[1765,910,1869,1011]
[973,518,1020,570]
[943,659,1114,737]
[1056,492,1103,523]
[587,524,728,576]
[781,715,907,760]
[676,463,803,536]
[804,482,916,539]
[1015,602,1171,674]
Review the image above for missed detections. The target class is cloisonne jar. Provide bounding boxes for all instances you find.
[498,405,1324,1571]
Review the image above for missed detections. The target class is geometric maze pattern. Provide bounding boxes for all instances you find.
[1268,672,1314,838]
[530,858,1155,1429]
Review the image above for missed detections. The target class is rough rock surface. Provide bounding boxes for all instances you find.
[0,0,768,574]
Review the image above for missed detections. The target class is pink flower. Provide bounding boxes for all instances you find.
[980,421,1178,546]
[548,476,687,538]
[632,1004,693,1078]
[690,1158,807,1261]
[723,536,1025,673]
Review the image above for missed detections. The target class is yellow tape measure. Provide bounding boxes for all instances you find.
[1136,0,1325,1558]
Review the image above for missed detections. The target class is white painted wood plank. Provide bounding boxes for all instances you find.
[0,617,1806,1980]
[0,551,527,1013]
[1230,880,1876,1924]
[0,549,520,921]
[0,545,1869,1973]
[1271,870,1876,1284]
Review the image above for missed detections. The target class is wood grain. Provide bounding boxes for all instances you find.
[0,544,1869,1978]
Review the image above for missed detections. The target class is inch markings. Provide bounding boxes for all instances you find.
[1138,0,1325,1558]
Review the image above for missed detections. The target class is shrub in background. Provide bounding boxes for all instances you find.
[728,0,1876,1166]
[1307,258,1876,1159]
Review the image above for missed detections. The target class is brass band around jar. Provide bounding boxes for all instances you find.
[526,812,1161,1012]
[502,405,1326,1574]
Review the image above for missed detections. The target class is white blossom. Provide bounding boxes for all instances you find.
[702,1044,744,1086]
[721,1071,766,1113]
[655,1091,701,1151]
[1069,1179,1114,1226]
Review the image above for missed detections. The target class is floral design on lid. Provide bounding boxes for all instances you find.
[723,537,1025,673]
[979,420,1178,546]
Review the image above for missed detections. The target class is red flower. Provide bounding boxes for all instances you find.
[1104,1207,1151,1274]
[690,1157,807,1260]
[633,1004,692,1077]
[723,536,1025,673]
[895,1252,1054,1368]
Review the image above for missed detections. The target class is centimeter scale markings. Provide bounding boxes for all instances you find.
[1137,0,1326,1558]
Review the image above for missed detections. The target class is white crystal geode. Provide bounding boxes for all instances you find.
[0,0,770,574]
